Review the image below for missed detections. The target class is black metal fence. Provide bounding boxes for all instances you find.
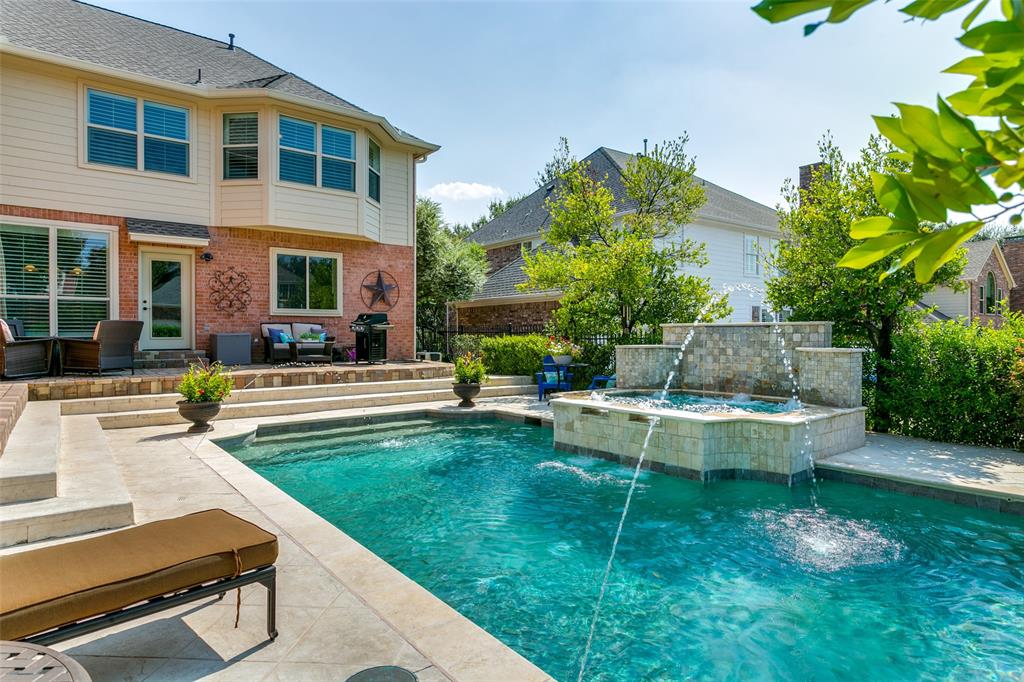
[416,325,662,360]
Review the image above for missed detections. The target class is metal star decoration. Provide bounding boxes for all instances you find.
[361,270,399,310]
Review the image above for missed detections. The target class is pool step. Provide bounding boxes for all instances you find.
[61,375,533,416]
[234,418,441,449]
[97,382,536,429]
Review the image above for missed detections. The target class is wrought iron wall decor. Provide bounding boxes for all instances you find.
[209,266,252,314]
[360,270,400,311]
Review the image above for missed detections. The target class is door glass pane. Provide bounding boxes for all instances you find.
[276,254,307,309]
[309,256,337,310]
[0,225,50,336]
[150,259,182,338]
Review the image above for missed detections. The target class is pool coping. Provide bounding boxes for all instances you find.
[190,403,557,682]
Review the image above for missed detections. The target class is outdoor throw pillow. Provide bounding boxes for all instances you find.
[606,377,616,388]
[279,332,295,343]
[543,371,560,384]
[267,328,286,343]
[309,327,328,342]
[0,319,13,344]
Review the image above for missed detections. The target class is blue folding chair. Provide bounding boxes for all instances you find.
[536,354,573,401]
[587,374,616,390]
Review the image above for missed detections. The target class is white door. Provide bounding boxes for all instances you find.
[140,250,192,350]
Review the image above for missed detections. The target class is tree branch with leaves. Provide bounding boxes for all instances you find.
[753,0,1024,283]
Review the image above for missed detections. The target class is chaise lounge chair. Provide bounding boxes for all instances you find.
[0,509,279,645]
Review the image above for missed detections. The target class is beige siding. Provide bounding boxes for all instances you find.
[381,149,411,245]
[219,184,265,226]
[922,286,969,320]
[272,184,359,234]
[0,58,211,224]
[364,201,381,242]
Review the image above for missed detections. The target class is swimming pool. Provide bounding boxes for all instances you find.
[225,418,1024,681]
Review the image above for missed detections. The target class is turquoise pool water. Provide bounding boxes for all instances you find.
[226,419,1024,681]
[596,391,796,414]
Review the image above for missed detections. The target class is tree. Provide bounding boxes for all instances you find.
[416,197,488,330]
[765,135,964,431]
[753,0,1023,283]
[535,136,574,188]
[520,136,730,336]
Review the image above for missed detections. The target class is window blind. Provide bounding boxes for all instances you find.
[87,89,136,131]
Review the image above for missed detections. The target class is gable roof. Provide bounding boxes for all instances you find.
[962,239,1016,288]
[467,146,779,246]
[468,246,558,302]
[0,0,434,149]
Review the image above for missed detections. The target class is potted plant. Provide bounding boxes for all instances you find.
[176,361,233,433]
[452,352,488,407]
[546,336,581,365]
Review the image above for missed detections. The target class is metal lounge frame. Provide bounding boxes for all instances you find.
[23,565,277,646]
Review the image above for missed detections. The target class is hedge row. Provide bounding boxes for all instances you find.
[881,314,1024,450]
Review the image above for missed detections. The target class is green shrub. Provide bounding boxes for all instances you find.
[881,314,1024,450]
[448,334,483,359]
[479,335,548,380]
[177,362,233,403]
[453,352,488,383]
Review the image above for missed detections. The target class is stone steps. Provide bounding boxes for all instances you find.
[62,375,532,416]
[0,402,60,504]
[0,414,133,547]
[133,349,208,370]
[98,382,536,429]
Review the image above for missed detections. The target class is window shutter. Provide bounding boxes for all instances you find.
[224,113,258,145]
[0,225,50,336]
[87,127,137,168]
[322,158,355,191]
[87,90,136,131]
[143,102,189,140]
[280,150,316,185]
[279,117,315,151]
[57,229,110,337]
[224,148,259,180]
[144,138,189,176]
[322,126,354,159]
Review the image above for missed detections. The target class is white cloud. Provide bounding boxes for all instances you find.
[425,181,505,202]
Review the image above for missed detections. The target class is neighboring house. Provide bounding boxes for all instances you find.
[1002,235,1024,314]
[920,240,1017,325]
[451,147,781,329]
[0,0,437,358]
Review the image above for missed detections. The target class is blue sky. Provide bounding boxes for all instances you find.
[96,0,984,225]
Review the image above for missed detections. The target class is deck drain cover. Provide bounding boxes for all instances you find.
[346,666,417,682]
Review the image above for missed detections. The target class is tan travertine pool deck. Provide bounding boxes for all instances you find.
[3,394,1022,680]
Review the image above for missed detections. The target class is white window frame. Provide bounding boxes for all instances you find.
[222,111,260,181]
[80,83,195,182]
[0,217,119,336]
[367,135,382,203]
[269,247,343,316]
[275,112,357,195]
[744,234,760,276]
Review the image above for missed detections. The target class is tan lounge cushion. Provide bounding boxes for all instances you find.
[0,509,278,641]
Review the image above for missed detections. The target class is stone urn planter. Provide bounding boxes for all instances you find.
[452,382,482,408]
[552,354,573,365]
[177,401,222,433]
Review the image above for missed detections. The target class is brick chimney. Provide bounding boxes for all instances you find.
[1002,235,1024,313]
[799,162,826,192]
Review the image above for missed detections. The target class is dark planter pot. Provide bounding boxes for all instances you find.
[452,382,482,408]
[177,400,222,433]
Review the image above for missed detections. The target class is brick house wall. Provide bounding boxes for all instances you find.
[1002,238,1024,313]
[2,205,415,359]
[485,243,525,274]
[456,299,559,330]
[970,246,1013,327]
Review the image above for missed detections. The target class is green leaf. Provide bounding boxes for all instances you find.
[959,20,1024,52]
[871,172,917,221]
[902,0,973,20]
[943,55,993,75]
[962,0,991,29]
[896,103,961,160]
[830,0,876,22]
[898,173,949,222]
[837,231,921,269]
[936,97,985,149]
[751,0,834,23]
[850,216,896,238]
[873,115,919,152]
[914,222,982,282]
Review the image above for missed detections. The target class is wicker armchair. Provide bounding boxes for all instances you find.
[61,320,144,376]
[0,319,52,379]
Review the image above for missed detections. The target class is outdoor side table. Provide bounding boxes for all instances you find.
[0,640,91,681]
[209,333,251,365]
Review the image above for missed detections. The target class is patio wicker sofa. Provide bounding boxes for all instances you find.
[0,509,279,645]
[260,322,335,364]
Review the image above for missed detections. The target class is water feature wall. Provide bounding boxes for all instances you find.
[616,322,864,408]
